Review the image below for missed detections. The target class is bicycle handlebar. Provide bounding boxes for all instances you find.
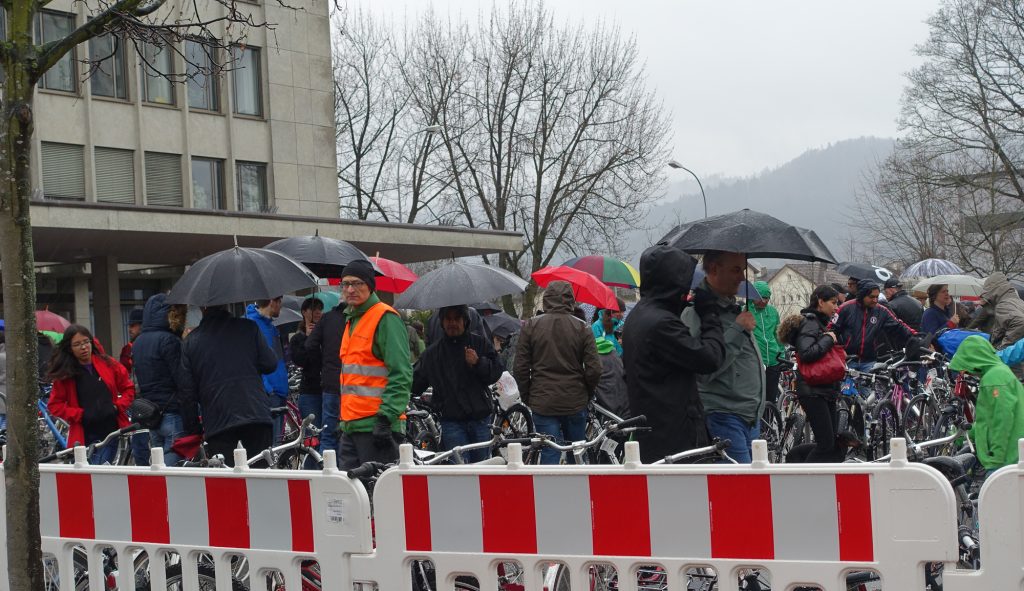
[346,461,390,480]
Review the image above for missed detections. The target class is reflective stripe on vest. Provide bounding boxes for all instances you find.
[339,302,395,422]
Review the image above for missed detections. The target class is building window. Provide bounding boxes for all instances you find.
[144,152,183,206]
[236,161,267,212]
[41,142,85,199]
[89,33,128,99]
[191,157,224,209]
[141,40,175,105]
[186,39,219,111]
[95,147,135,204]
[36,11,76,92]
[231,45,262,116]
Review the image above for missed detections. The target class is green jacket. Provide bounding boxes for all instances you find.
[950,335,1024,469]
[682,280,765,424]
[746,281,784,365]
[339,293,413,434]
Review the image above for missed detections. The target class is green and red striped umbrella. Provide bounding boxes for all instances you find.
[561,255,640,288]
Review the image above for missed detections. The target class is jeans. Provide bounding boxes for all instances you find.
[148,412,186,466]
[298,393,323,438]
[532,410,588,465]
[321,392,341,461]
[440,418,492,463]
[89,441,117,466]
[705,412,760,464]
[848,360,877,374]
[130,431,152,466]
[268,393,287,444]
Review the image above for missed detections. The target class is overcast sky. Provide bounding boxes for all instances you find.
[348,0,939,179]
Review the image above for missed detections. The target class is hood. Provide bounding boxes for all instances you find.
[595,336,615,355]
[438,305,471,342]
[141,293,172,332]
[857,279,880,303]
[777,313,803,346]
[949,335,1003,375]
[638,245,697,314]
[982,272,1016,304]
[245,303,271,324]
[753,281,771,299]
[542,281,575,314]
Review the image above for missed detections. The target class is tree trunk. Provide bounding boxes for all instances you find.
[521,283,539,319]
[0,78,45,590]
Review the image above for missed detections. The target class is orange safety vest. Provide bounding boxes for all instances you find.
[339,301,403,422]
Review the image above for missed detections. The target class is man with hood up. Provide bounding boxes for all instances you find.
[131,293,189,465]
[950,335,1024,469]
[747,281,784,403]
[833,279,916,371]
[980,272,1024,378]
[514,280,603,464]
[412,305,504,462]
[624,245,725,462]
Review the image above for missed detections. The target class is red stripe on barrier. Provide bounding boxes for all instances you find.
[480,475,537,554]
[590,475,651,556]
[205,478,250,548]
[708,474,774,559]
[402,475,432,551]
[836,474,873,561]
[128,475,169,544]
[56,473,95,539]
[288,480,315,552]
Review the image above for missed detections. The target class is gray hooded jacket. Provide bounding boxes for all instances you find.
[982,272,1024,349]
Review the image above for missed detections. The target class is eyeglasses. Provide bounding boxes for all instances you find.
[70,341,92,350]
[340,280,367,290]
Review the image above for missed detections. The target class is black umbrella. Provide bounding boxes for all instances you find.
[484,312,522,339]
[264,233,373,278]
[167,247,318,307]
[835,262,895,283]
[395,262,528,310]
[658,209,836,263]
[470,302,502,313]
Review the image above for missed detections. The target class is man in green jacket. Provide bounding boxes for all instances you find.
[336,260,413,471]
[950,335,1024,470]
[747,281,784,403]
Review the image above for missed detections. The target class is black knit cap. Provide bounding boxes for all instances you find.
[342,259,376,292]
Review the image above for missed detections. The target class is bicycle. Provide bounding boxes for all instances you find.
[260,410,324,469]
[39,424,142,464]
[496,415,647,465]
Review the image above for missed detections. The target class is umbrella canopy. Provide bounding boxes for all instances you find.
[690,268,763,301]
[369,256,418,293]
[835,262,895,283]
[273,307,304,327]
[913,274,985,298]
[166,247,318,307]
[470,302,503,313]
[901,258,965,279]
[394,262,528,310]
[283,292,341,313]
[531,266,618,309]
[36,310,71,333]
[264,234,371,278]
[484,312,522,339]
[561,255,641,288]
[659,209,837,263]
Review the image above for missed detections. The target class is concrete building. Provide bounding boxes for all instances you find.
[3,0,522,351]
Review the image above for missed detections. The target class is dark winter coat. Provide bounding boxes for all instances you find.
[513,281,603,416]
[981,272,1024,349]
[921,303,957,337]
[304,305,346,395]
[885,290,923,332]
[179,308,278,437]
[289,330,323,395]
[132,294,187,412]
[780,308,841,399]
[412,325,504,421]
[833,288,915,362]
[623,245,726,462]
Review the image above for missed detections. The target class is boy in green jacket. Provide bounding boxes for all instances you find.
[950,335,1024,469]
[747,281,783,403]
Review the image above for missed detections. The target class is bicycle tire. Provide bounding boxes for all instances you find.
[276,446,323,470]
[779,413,805,463]
[902,394,939,445]
[872,400,900,459]
[759,402,784,463]
[136,562,248,591]
[930,412,963,457]
[496,403,538,463]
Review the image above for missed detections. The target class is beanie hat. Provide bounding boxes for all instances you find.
[127,308,144,325]
[884,278,902,290]
[595,336,615,355]
[342,259,376,292]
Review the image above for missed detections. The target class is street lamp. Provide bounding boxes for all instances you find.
[396,125,443,221]
[667,160,707,219]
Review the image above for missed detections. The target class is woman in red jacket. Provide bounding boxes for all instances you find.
[47,325,134,464]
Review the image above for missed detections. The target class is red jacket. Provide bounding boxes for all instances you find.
[48,356,135,448]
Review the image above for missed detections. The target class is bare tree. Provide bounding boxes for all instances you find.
[0,1,289,587]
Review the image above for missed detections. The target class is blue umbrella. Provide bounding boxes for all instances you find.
[901,258,964,279]
[690,268,763,301]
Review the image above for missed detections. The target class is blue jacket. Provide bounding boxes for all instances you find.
[999,336,1024,367]
[591,311,623,355]
[245,304,289,398]
[921,304,956,337]
[132,294,187,412]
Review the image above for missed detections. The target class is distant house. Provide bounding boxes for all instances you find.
[767,263,848,319]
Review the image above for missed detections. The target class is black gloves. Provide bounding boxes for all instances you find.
[691,286,718,316]
[372,414,394,448]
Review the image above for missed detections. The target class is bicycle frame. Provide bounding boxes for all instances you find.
[37,398,67,449]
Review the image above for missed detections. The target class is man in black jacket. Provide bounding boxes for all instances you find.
[883,278,923,332]
[304,300,347,457]
[623,245,726,463]
[412,305,504,462]
[834,279,916,371]
[180,305,278,466]
[132,293,188,465]
[289,297,325,448]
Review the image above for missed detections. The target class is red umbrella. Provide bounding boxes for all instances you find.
[327,256,418,293]
[36,310,70,333]
[531,266,618,309]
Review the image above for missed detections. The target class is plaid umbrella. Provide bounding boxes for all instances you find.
[561,255,640,288]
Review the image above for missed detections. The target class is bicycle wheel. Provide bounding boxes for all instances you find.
[778,413,805,463]
[276,446,323,470]
[759,402,784,462]
[136,562,246,591]
[496,403,538,463]
[872,400,900,459]
[930,412,964,457]
[902,394,939,444]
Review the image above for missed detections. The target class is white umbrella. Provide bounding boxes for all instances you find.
[912,274,985,298]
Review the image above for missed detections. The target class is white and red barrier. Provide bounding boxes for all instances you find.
[3,439,1024,591]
